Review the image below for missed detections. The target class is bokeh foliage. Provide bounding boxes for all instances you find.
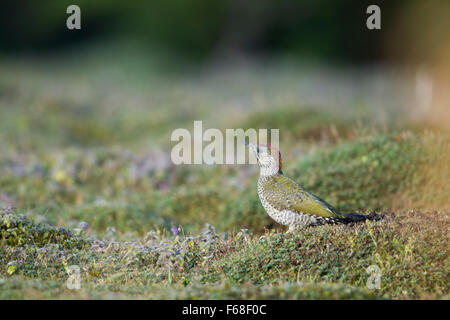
[1,0,408,63]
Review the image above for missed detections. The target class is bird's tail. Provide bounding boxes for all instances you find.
[341,212,379,223]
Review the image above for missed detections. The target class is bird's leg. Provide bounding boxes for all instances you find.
[286,225,296,233]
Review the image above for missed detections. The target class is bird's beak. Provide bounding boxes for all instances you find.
[241,139,258,159]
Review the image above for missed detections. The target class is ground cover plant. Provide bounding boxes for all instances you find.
[0,57,449,299]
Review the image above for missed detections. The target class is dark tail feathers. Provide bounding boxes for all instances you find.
[341,212,380,223]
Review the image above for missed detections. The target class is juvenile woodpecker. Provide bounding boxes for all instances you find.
[245,141,370,232]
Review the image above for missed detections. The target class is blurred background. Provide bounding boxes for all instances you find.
[0,0,447,64]
[0,0,449,235]
[1,1,450,300]
[0,0,448,147]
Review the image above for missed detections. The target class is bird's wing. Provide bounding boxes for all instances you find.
[262,174,344,219]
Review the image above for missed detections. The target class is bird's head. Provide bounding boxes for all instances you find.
[243,140,282,176]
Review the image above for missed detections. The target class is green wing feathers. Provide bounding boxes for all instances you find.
[261,174,345,219]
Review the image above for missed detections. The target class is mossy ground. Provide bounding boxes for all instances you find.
[0,58,449,299]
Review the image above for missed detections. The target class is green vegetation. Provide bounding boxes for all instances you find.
[291,133,450,213]
[0,59,449,299]
[1,207,448,299]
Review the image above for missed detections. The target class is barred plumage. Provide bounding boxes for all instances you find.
[245,142,369,231]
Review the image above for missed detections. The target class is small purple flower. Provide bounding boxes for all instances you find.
[19,259,24,263]
[78,221,89,230]
[158,183,168,191]
[171,226,179,236]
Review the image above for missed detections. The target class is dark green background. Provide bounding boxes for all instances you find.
[0,0,408,64]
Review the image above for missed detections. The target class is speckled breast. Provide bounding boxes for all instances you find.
[257,178,325,228]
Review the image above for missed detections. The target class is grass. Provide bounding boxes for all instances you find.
[0,56,449,299]
[1,207,448,299]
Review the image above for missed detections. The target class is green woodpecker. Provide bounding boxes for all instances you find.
[245,141,370,232]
